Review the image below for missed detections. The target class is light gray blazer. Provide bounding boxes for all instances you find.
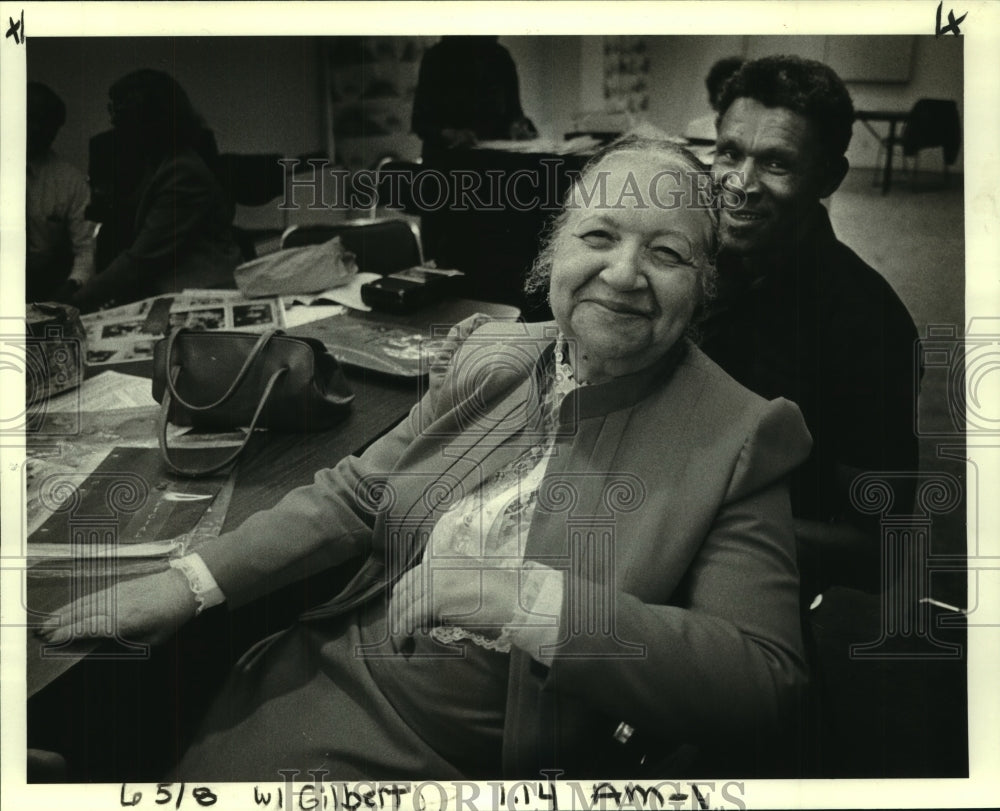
[199,319,813,776]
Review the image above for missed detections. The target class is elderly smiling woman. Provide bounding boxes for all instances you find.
[44,138,812,779]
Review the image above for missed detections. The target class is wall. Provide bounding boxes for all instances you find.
[843,36,963,172]
[742,35,964,172]
[26,33,963,219]
[502,36,582,143]
[644,36,748,139]
[637,35,964,172]
[27,36,328,229]
[27,37,324,175]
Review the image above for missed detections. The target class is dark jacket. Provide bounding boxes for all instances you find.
[412,37,527,151]
[73,147,240,311]
[699,205,921,593]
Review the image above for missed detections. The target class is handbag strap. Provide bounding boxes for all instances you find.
[158,364,288,477]
[165,328,280,412]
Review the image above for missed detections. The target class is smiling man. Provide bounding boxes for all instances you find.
[699,56,921,603]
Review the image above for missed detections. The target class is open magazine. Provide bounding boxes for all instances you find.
[80,289,285,366]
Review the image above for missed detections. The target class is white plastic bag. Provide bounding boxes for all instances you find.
[234,237,359,297]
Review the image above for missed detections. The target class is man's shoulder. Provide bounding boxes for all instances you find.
[822,231,885,285]
[820,232,917,338]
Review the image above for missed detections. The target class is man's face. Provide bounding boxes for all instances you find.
[713,98,834,255]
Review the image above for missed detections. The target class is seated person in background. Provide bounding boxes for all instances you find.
[44,139,812,779]
[25,82,95,302]
[412,35,537,153]
[700,55,921,601]
[71,70,240,313]
[682,56,744,145]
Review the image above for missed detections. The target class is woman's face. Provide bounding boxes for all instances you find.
[548,152,714,382]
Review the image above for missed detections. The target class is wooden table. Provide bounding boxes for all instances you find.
[25,296,519,780]
[25,297,518,699]
[855,109,911,195]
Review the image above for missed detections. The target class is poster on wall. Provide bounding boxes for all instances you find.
[602,35,650,114]
[324,35,436,170]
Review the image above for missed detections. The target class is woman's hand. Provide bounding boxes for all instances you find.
[389,555,522,636]
[36,568,199,646]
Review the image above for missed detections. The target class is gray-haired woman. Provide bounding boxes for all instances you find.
[45,139,811,779]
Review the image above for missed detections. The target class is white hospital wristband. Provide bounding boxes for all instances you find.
[169,553,226,615]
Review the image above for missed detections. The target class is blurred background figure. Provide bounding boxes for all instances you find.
[683,56,744,145]
[73,69,240,312]
[26,82,95,302]
[412,35,537,155]
[411,36,538,294]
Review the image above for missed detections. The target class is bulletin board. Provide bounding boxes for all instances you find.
[602,36,650,113]
[323,36,437,171]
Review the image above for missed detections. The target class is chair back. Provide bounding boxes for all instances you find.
[902,99,961,165]
[280,219,423,275]
[217,153,289,261]
[374,160,424,217]
[217,153,288,207]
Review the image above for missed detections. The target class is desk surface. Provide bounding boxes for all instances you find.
[25,297,518,698]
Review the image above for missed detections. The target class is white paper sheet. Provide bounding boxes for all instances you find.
[283,304,350,329]
[283,272,381,311]
[42,370,158,413]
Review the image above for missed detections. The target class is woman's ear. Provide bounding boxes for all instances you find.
[818,155,849,199]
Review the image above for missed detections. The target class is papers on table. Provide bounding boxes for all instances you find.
[80,290,286,366]
[289,313,431,378]
[283,304,350,329]
[27,446,232,558]
[623,120,689,144]
[475,127,693,158]
[25,447,115,537]
[42,370,158,413]
[282,271,381,327]
[475,136,602,155]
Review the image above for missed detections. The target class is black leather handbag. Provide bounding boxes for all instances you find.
[153,328,354,477]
